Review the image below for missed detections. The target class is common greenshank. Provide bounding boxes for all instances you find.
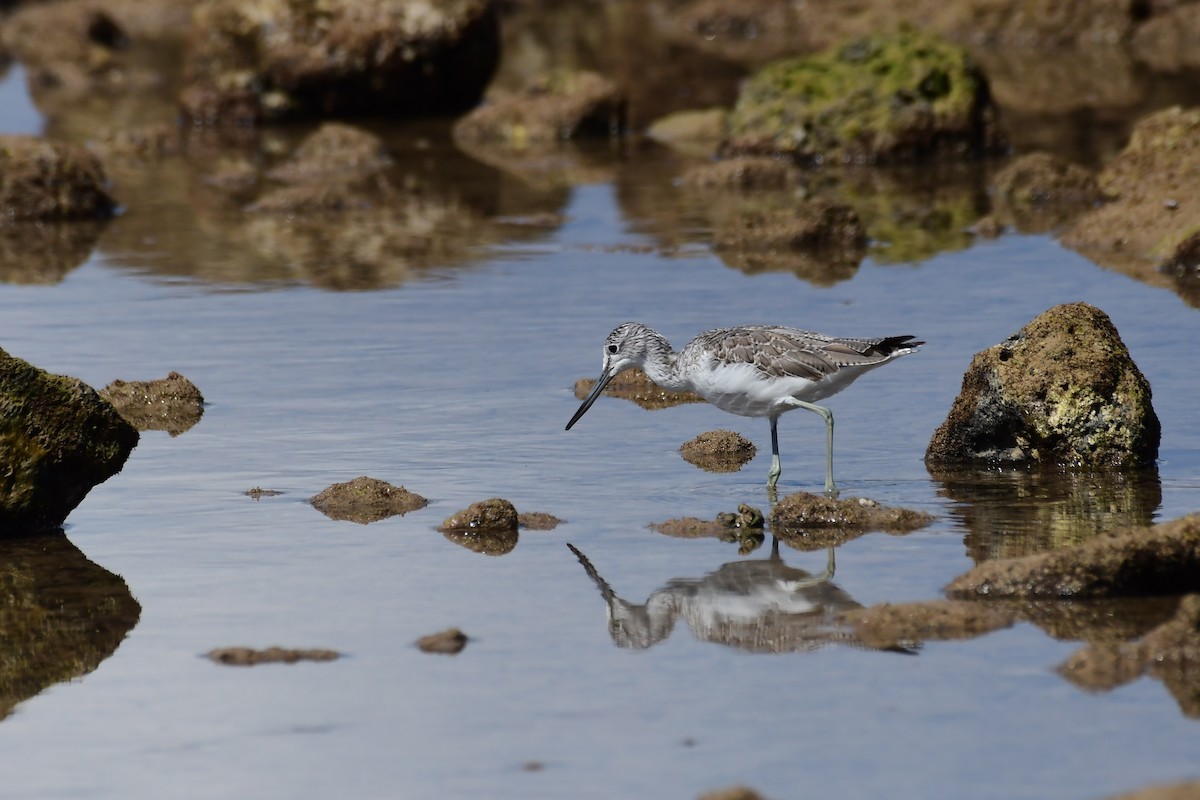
[566,323,923,495]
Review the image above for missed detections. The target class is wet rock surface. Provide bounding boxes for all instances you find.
[981,152,1107,233]
[651,504,764,554]
[416,628,469,655]
[679,429,757,473]
[926,303,1160,468]
[946,514,1200,600]
[574,368,705,411]
[99,371,205,436]
[180,0,500,126]
[723,27,1006,163]
[1,348,139,532]
[207,647,341,666]
[310,476,428,524]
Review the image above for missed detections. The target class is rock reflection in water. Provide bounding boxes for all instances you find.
[0,532,141,721]
[929,467,1162,561]
[567,541,914,654]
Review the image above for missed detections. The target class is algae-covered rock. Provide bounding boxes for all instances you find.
[769,491,934,549]
[100,371,205,436]
[310,476,427,524]
[0,531,141,720]
[0,136,116,221]
[180,0,500,126]
[724,27,1005,163]
[926,303,1160,467]
[1,348,138,532]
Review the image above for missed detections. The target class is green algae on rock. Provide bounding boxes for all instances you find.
[724,27,1005,164]
[1,348,138,532]
[926,303,1160,467]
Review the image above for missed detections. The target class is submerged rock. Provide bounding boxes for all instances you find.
[1,348,138,532]
[679,429,757,473]
[946,513,1200,599]
[310,476,428,524]
[416,628,469,655]
[452,69,626,148]
[713,198,867,280]
[517,511,563,530]
[264,123,392,186]
[180,0,500,126]
[99,371,205,436]
[207,647,340,666]
[983,151,1106,233]
[0,136,116,221]
[926,303,1160,467]
[724,28,1005,163]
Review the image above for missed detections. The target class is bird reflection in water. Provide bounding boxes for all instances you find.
[567,540,916,655]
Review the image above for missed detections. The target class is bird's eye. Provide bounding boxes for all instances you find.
[607,344,618,354]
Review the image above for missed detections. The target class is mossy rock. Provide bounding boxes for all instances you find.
[724,27,1005,163]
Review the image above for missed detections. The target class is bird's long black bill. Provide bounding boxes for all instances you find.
[566,369,615,430]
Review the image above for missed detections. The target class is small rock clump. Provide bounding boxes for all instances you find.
[99,371,205,436]
[680,429,757,473]
[517,512,563,530]
[416,628,469,655]
[574,368,705,411]
[310,476,428,524]
[440,497,519,532]
[679,157,801,191]
[768,492,934,549]
[926,303,1160,467]
[207,647,340,666]
[453,69,626,148]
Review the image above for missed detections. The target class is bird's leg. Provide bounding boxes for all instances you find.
[767,416,782,489]
[788,399,838,498]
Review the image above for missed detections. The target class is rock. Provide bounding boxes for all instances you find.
[574,368,705,411]
[244,487,283,500]
[679,429,757,473]
[678,157,802,191]
[264,123,393,186]
[99,371,205,436]
[1159,230,1200,309]
[840,600,1018,652]
[206,647,340,666]
[946,514,1200,599]
[1,348,139,532]
[0,222,107,286]
[180,0,500,126]
[713,199,867,260]
[925,303,1160,467]
[1102,780,1200,800]
[769,492,935,548]
[651,504,767,554]
[310,476,428,524]
[452,69,626,148]
[440,497,518,533]
[698,788,767,800]
[1063,107,1200,290]
[416,628,469,655]
[0,531,141,720]
[442,527,519,556]
[0,136,117,221]
[988,152,1106,232]
[723,27,1005,163]
[645,108,729,153]
[517,511,563,530]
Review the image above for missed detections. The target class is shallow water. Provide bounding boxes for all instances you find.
[3,74,1200,800]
